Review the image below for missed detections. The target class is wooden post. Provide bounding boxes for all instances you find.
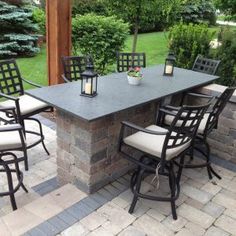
[46,0,71,85]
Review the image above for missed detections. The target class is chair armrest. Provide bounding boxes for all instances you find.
[0,124,22,132]
[21,77,42,88]
[186,92,214,100]
[121,121,168,135]
[61,74,70,83]
[0,92,18,101]
[158,107,179,117]
[0,106,16,112]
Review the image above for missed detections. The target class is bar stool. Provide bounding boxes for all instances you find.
[116,52,146,72]
[0,106,28,210]
[159,87,236,180]
[192,55,221,75]
[61,55,87,82]
[0,59,53,170]
[119,103,210,219]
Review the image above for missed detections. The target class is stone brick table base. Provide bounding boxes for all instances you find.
[56,102,157,193]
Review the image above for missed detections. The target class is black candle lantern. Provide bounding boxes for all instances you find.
[80,56,98,97]
[163,52,176,76]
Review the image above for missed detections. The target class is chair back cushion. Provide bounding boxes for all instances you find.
[61,56,87,82]
[192,55,220,75]
[0,59,24,96]
[117,52,146,72]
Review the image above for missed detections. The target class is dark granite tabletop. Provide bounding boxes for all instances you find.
[26,65,218,121]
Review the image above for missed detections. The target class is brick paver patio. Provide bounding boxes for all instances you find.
[0,116,236,236]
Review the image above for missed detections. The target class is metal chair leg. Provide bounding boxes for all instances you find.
[36,118,50,156]
[189,147,194,161]
[129,169,145,214]
[205,142,221,180]
[169,162,177,220]
[14,157,28,193]
[176,156,185,184]
[2,162,17,210]
[23,147,28,171]
[205,141,213,179]
[25,118,50,156]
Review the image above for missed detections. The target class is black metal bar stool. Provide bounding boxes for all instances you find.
[160,87,235,180]
[61,55,87,82]
[119,103,210,219]
[0,59,53,170]
[192,55,221,75]
[116,52,146,72]
[0,106,28,210]
[0,152,28,210]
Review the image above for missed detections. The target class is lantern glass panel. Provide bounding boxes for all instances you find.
[164,60,174,75]
[164,52,176,76]
[81,75,98,97]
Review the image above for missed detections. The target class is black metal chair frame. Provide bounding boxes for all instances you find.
[118,103,210,219]
[116,52,146,72]
[192,55,221,75]
[162,88,235,180]
[0,106,28,210]
[61,55,87,82]
[0,59,53,170]
[190,88,235,179]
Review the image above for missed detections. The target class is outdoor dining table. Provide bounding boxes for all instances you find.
[26,64,218,193]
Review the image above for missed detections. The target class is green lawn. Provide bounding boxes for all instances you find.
[16,31,169,88]
[15,27,223,88]
[124,31,169,65]
[17,46,47,88]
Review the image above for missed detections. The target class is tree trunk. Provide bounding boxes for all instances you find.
[132,0,141,53]
[132,23,139,53]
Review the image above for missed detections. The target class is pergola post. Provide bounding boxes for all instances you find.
[46,0,71,85]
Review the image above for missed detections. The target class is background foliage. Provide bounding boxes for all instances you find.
[0,0,39,58]
[214,0,236,21]
[213,27,236,86]
[168,23,214,69]
[32,7,45,35]
[180,0,216,25]
[72,14,129,74]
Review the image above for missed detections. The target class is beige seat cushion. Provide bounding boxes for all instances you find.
[164,113,210,135]
[123,125,190,161]
[0,127,25,151]
[0,95,48,116]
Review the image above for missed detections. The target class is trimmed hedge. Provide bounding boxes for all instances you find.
[72,14,129,74]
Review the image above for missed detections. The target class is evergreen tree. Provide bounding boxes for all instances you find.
[0,0,40,59]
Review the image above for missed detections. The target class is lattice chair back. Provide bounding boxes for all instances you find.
[192,55,221,75]
[61,56,87,82]
[162,104,210,160]
[0,59,24,96]
[116,52,146,72]
[204,87,235,136]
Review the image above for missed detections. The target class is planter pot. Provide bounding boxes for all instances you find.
[127,75,142,85]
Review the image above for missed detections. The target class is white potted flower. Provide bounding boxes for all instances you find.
[127,67,143,85]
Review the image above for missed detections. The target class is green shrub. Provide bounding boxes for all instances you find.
[168,23,215,69]
[32,7,45,35]
[214,27,236,86]
[72,13,129,74]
